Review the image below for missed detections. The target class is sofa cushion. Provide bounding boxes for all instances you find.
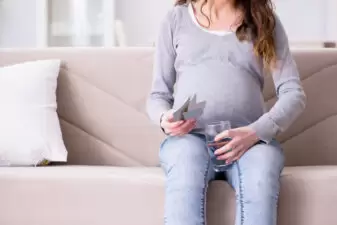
[0,166,336,225]
[0,166,165,225]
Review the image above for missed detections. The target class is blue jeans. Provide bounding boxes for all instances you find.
[159,133,284,225]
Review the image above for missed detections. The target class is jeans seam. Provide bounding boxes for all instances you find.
[159,137,181,175]
[236,162,245,225]
[201,157,210,225]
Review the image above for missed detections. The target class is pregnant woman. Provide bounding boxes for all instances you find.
[146,0,306,225]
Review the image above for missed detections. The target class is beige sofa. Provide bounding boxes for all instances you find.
[0,48,337,225]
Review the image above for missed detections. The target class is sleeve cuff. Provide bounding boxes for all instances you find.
[159,112,168,134]
[148,102,171,127]
[248,114,280,144]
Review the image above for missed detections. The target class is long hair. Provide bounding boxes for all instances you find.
[175,0,276,70]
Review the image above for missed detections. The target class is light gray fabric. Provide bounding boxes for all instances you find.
[146,4,306,143]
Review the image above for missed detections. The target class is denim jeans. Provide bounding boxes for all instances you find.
[159,133,284,225]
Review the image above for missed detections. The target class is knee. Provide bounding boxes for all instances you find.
[240,167,281,203]
[159,134,209,183]
[240,141,284,176]
[238,143,284,202]
[159,134,208,168]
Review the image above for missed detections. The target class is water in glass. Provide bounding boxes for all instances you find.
[205,121,233,172]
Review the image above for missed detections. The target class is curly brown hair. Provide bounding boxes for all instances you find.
[175,0,277,70]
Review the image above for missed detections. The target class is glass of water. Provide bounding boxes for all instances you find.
[205,121,233,172]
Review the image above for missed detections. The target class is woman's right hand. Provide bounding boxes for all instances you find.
[160,110,196,136]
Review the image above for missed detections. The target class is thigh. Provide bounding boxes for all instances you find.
[159,134,215,182]
[226,140,285,199]
[160,134,215,225]
[226,140,284,225]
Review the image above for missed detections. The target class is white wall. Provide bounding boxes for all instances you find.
[0,0,37,48]
[273,0,337,43]
[116,0,337,46]
[274,0,325,42]
[0,0,336,48]
[325,0,337,41]
[116,0,175,46]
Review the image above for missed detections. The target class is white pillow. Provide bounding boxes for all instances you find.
[0,59,68,166]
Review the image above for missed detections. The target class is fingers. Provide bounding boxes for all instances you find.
[169,120,196,136]
[161,109,198,136]
[161,112,185,130]
[214,129,233,142]
[179,120,196,134]
[214,137,247,164]
[165,112,174,122]
[228,149,245,164]
[207,138,231,147]
[163,120,184,130]
[162,115,196,136]
[216,144,245,162]
[210,126,256,164]
[214,138,240,156]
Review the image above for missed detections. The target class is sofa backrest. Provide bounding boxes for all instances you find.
[1,48,336,167]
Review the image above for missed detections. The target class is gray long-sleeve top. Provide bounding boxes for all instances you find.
[146,4,306,143]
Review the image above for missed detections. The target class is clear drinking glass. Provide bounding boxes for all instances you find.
[205,121,233,172]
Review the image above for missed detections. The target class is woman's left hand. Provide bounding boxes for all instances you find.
[212,126,260,164]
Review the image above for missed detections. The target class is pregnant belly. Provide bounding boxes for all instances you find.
[174,65,265,127]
